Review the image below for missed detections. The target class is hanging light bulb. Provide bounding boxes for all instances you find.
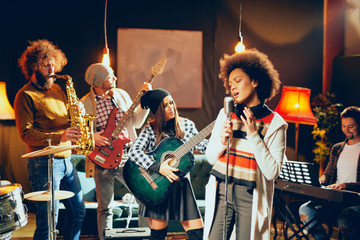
[102,0,110,66]
[235,33,245,53]
[235,0,246,53]
[102,47,110,66]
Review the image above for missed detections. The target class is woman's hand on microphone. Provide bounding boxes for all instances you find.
[221,120,233,145]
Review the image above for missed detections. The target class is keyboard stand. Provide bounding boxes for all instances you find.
[273,191,311,240]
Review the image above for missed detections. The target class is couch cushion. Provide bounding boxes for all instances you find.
[190,154,212,200]
[71,154,86,171]
[77,171,96,202]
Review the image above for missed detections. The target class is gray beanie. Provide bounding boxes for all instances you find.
[85,63,113,87]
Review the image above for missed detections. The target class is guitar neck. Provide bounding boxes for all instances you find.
[111,73,155,139]
[173,120,215,159]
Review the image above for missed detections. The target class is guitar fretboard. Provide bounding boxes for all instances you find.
[173,120,215,160]
[111,74,154,139]
[111,58,166,139]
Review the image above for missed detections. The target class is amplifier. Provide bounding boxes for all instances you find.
[104,227,151,239]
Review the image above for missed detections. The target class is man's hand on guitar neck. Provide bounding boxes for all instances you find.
[141,82,152,92]
[159,158,179,183]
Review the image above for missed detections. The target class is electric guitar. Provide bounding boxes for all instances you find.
[88,58,167,169]
[123,120,215,206]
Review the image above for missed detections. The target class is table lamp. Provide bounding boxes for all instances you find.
[0,82,15,120]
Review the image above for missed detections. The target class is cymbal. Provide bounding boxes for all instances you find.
[22,145,79,158]
[24,190,75,201]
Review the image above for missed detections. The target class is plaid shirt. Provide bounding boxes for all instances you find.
[95,95,129,139]
[128,118,208,170]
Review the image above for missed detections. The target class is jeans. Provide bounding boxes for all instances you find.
[27,157,86,240]
[299,200,360,240]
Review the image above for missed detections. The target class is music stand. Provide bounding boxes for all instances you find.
[273,160,321,240]
[278,160,320,187]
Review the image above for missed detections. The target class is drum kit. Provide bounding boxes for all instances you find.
[0,143,78,240]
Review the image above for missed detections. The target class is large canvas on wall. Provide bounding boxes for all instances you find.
[117,28,203,108]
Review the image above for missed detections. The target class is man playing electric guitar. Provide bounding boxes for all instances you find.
[128,89,208,240]
[80,63,151,240]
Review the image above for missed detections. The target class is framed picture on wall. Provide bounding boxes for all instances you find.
[117,28,203,108]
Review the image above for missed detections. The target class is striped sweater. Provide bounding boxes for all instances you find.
[210,104,274,188]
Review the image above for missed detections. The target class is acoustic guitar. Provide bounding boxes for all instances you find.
[123,120,215,205]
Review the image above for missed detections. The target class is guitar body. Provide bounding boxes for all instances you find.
[87,58,167,170]
[123,137,194,205]
[88,108,131,169]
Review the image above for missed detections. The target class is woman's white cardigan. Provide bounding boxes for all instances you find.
[204,109,287,240]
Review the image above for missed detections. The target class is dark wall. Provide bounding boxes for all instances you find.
[0,0,324,161]
[332,55,360,108]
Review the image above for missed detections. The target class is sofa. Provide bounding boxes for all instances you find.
[57,154,212,237]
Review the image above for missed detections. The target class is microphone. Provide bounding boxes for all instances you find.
[224,96,234,121]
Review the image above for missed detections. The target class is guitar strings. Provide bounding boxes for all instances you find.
[145,121,214,182]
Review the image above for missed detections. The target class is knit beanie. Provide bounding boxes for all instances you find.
[85,63,113,87]
[141,89,170,114]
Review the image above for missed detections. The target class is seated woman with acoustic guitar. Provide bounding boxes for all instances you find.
[126,88,208,240]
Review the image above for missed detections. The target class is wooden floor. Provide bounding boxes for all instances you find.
[6,213,339,240]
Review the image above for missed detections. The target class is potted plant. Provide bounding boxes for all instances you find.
[311,92,344,174]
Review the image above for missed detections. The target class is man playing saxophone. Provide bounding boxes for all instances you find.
[80,63,151,240]
[14,39,86,240]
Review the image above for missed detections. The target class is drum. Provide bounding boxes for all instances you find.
[0,183,28,234]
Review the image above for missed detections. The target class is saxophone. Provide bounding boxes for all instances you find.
[54,75,95,155]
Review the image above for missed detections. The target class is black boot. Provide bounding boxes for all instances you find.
[150,227,167,240]
[187,228,203,240]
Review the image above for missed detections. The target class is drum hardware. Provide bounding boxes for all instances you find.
[0,181,11,187]
[0,183,28,236]
[0,231,12,240]
[24,190,74,201]
[21,144,79,158]
[22,141,78,240]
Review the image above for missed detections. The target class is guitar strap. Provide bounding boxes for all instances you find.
[111,97,120,110]
[109,88,128,111]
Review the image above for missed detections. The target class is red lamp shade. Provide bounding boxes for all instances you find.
[275,86,317,125]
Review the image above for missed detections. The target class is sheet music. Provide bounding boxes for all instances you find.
[278,160,320,187]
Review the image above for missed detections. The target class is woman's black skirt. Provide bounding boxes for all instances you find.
[139,176,201,221]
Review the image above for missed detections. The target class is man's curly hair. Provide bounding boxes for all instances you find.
[18,39,67,80]
[218,49,281,102]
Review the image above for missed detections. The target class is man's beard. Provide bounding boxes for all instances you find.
[35,71,54,89]
[348,133,354,139]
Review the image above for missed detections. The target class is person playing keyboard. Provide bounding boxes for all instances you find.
[299,106,360,240]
